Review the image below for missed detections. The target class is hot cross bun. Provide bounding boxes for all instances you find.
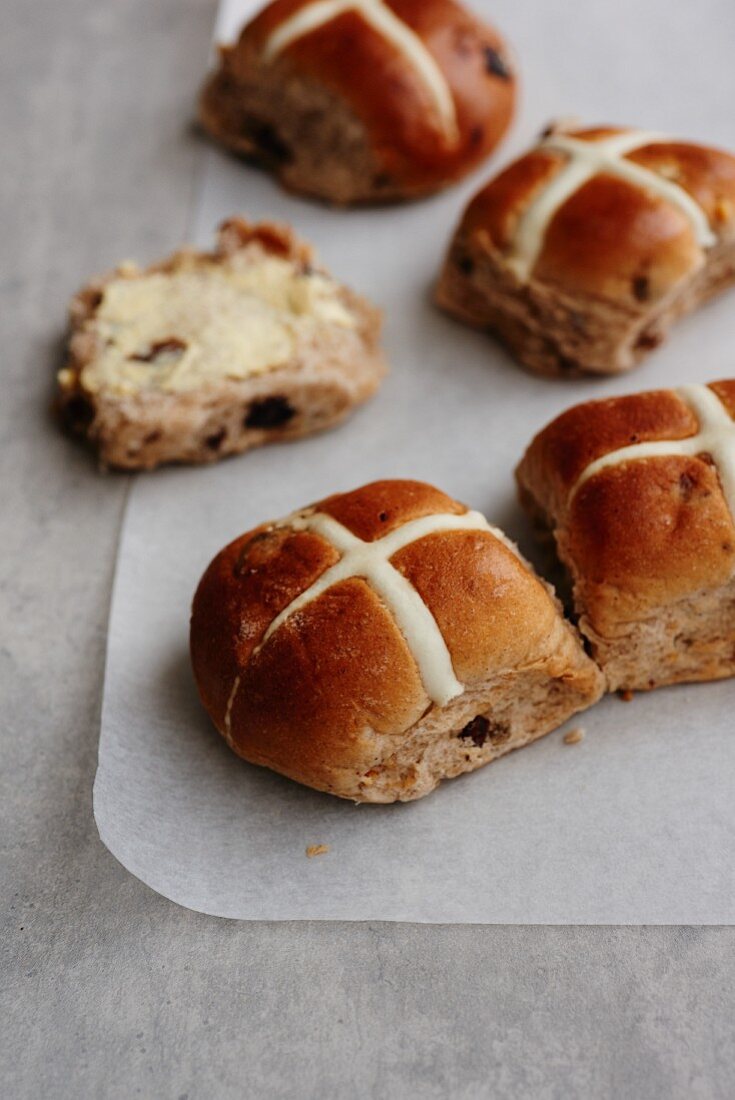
[437,123,735,376]
[516,381,735,691]
[190,479,603,802]
[199,0,516,204]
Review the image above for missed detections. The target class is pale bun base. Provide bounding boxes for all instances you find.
[436,234,735,377]
[200,63,454,205]
[226,619,603,804]
[580,578,735,693]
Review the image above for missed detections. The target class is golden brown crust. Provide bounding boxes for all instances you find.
[567,456,735,628]
[391,529,560,683]
[516,382,735,688]
[710,379,735,417]
[190,479,602,800]
[457,128,735,300]
[200,0,516,202]
[318,478,465,539]
[190,524,341,727]
[517,389,698,517]
[626,142,735,230]
[230,577,428,789]
[533,174,702,301]
[461,149,562,250]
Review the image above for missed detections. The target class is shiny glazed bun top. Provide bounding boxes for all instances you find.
[517,380,735,624]
[458,123,735,302]
[200,0,516,203]
[190,480,600,800]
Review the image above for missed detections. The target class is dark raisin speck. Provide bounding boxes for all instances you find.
[457,255,475,276]
[634,330,663,351]
[378,511,389,522]
[484,47,512,81]
[245,396,296,429]
[62,393,95,431]
[205,429,226,451]
[242,118,293,165]
[679,471,696,500]
[459,716,512,747]
[558,356,580,374]
[458,716,490,747]
[632,276,650,302]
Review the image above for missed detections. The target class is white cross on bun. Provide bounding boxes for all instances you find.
[199,0,516,204]
[516,381,735,691]
[190,479,603,802]
[437,123,735,376]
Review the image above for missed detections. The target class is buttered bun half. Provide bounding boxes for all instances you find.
[58,219,385,470]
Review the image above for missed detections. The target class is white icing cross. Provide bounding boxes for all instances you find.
[570,384,735,524]
[262,0,459,144]
[257,508,496,706]
[506,130,717,283]
[223,674,241,746]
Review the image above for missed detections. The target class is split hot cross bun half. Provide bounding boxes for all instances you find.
[58,218,385,469]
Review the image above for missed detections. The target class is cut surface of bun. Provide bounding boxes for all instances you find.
[58,218,386,470]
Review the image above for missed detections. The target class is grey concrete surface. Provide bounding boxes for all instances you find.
[1,1,733,1097]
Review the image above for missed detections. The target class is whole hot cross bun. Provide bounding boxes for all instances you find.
[517,380,735,691]
[200,0,516,204]
[190,479,603,802]
[438,123,735,376]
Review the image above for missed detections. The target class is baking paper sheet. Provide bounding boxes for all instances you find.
[93,0,735,921]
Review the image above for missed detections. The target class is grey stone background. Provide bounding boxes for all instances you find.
[1,1,733,1096]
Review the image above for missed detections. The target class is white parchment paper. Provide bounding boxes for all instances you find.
[94,0,735,921]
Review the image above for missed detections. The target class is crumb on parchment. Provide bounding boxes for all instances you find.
[618,689,634,702]
[306,844,330,858]
[563,727,585,745]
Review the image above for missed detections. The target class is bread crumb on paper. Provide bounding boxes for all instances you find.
[618,689,634,703]
[306,844,330,858]
[563,727,585,745]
